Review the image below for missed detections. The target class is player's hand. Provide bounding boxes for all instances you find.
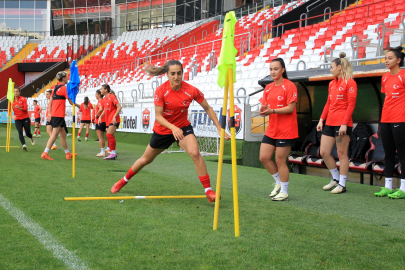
[98,118,101,125]
[47,114,51,122]
[217,129,231,140]
[12,115,16,121]
[113,118,117,125]
[172,127,184,141]
[317,120,323,132]
[259,106,273,116]
[339,124,347,136]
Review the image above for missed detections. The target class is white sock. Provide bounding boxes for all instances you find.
[64,149,69,154]
[123,176,129,182]
[329,168,340,181]
[400,179,405,192]
[272,172,281,184]
[45,148,50,153]
[53,142,57,147]
[339,175,347,187]
[106,147,110,151]
[101,148,105,154]
[23,144,26,147]
[385,178,393,190]
[281,182,289,194]
[204,187,212,193]
[111,150,116,155]
[23,132,26,136]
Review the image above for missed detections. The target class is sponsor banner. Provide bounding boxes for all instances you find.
[116,107,155,134]
[0,111,15,123]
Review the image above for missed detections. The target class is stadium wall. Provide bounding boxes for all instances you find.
[0,64,24,98]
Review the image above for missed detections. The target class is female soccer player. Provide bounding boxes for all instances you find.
[12,87,35,150]
[95,90,107,157]
[33,100,42,137]
[259,58,298,201]
[77,96,93,141]
[41,71,79,160]
[110,60,230,203]
[45,89,58,150]
[99,84,122,160]
[317,53,357,194]
[374,47,405,199]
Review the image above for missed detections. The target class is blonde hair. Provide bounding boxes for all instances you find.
[145,60,183,76]
[332,52,353,80]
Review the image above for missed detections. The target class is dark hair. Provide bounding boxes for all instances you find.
[332,52,353,79]
[96,89,103,98]
[387,46,405,67]
[101,84,111,93]
[84,96,89,106]
[14,86,20,92]
[33,100,38,103]
[271,58,288,79]
[46,89,52,94]
[145,59,183,76]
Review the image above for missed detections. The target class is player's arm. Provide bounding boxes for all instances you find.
[68,99,80,108]
[200,99,230,140]
[98,107,105,124]
[112,103,122,124]
[155,105,184,141]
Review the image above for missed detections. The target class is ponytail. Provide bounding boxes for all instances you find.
[145,59,183,76]
[271,58,288,79]
[332,52,353,80]
[387,46,405,67]
[84,96,89,106]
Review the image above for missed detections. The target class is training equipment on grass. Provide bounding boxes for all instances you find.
[64,195,207,201]
[213,11,240,237]
[5,78,15,153]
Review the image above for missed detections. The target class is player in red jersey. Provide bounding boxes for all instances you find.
[374,47,405,199]
[99,84,122,160]
[317,53,357,194]
[44,89,58,150]
[12,86,35,151]
[33,100,42,137]
[41,71,79,160]
[95,89,107,157]
[77,96,93,141]
[259,58,298,201]
[110,60,230,203]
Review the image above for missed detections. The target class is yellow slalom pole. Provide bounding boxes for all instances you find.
[6,101,11,152]
[72,105,76,178]
[227,68,240,237]
[213,68,230,231]
[0,146,19,148]
[64,195,207,201]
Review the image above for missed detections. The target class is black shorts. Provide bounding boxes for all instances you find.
[108,123,120,128]
[81,120,91,124]
[35,117,40,123]
[96,122,106,132]
[46,121,51,126]
[51,117,66,128]
[262,135,295,147]
[149,125,195,149]
[322,125,353,137]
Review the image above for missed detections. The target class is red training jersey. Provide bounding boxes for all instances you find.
[51,82,69,118]
[381,69,405,123]
[320,78,357,127]
[79,103,93,121]
[153,80,205,135]
[12,96,29,120]
[261,79,298,139]
[95,99,106,123]
[34,104,41,118]
[104,94,120,125]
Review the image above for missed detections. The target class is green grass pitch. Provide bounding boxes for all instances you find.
[0,124,404,269]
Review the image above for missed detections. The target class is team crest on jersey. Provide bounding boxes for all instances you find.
[226,105,243,135]
[293,93,297,99]
[339,87,344,91]
[277,96,284,101]
[349,87,355,93]
[394,84,400,89]
[142,108,150,131]
[183,100,191,106]
[154,95,159,102]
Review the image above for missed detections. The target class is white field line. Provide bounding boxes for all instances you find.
[0,194,90,270]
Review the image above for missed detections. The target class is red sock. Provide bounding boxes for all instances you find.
[34,131,37,135]
[106,133,116,151]
[78,132,81,136]
[85,133,88,138]
[124,167,137,182]
[38,131,41,135]
[199,174,211,189]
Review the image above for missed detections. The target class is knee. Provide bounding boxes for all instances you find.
[337,150,347,160]
[320,149,330,158]
[138,156,153,166]
[188,150,201,161]
[275,156,287,168]
[259,154,270,164]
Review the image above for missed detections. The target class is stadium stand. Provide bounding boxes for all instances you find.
[0,36,29,68]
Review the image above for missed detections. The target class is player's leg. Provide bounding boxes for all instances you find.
[85,123,90,141]
[42,125,61,160]
[320,134,339,190]
[331,134,350,194]
[34,122,38,136]
[96,129,105,157]
[15,119,26,149]
[388,123,405,199]
[111,145,164,193]
[271,145,292,201]
[259,142,279,197]
[104,125,118,159]
[376,123,396,197]
[77,123,84,140]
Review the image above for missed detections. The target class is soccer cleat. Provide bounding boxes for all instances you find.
[66,152,78,160]
[96,152,106,157]
[85,137,88,141]
[41,152,54,160]
[272,191,289,201]
[111,179,128,194]
[104,153,117,160]
[67,133,72,137]
[374,187,393,197]
[269,183,281,197]
[30,138,35,145]
[22,145,27,151]
[387,189,405,199]
[331,184,346,194]
[205,189,218,203]
[33,134,37,137]
[77,136,81,141]
[323,180,338,190]
[37,135,41,137]
[51,145,58,150]
[95,139,99,142]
